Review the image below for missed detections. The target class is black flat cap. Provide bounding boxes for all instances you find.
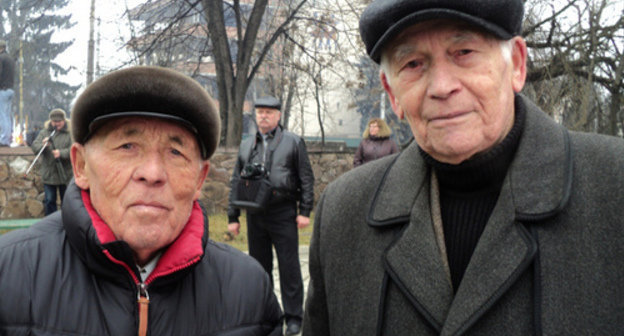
[71,66,220,159]
[254,96,281,110]
[360,0,524,63]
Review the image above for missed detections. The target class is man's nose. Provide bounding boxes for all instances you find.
[426,60,461,99]
[133,152,166,185]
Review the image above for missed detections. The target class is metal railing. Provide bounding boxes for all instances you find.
[0,218,39,232]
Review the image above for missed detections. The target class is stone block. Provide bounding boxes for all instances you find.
[0,162,8,182]
[219,157,238,170]
[0,189,6,207]
[26,199,44,217]
[10,157,31,176]
[208,167,231,184]
[1,200,28,218]
[319,154,338,164]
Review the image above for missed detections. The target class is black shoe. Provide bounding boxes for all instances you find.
[285,320,301,336]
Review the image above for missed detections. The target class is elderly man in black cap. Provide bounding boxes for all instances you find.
[31,108,73,215]
[304,0,624,335]
[228,96,315,335]
[0,66,282,335]
[0,39,15,146]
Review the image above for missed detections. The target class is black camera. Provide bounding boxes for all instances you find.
[241,162,266,179]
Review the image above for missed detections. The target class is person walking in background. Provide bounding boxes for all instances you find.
[303,0,624,334]
[31,108,73,215]
[0,66,282,335]
[26,124,42,146]
[353,117,399,167]
[0,39,15,147]
[228,96,315,336]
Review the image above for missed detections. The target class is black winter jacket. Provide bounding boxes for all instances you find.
[228,125,314,221]
[0,181,283,335]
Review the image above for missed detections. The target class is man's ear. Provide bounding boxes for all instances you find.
[511,36,527,93]
[193,161,210,201]
[71,143,90,189]
[380,70,405,120]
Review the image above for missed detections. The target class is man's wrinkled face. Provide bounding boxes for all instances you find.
[380,21,526,164]
[256,107,281,134]
[71,117,209,261]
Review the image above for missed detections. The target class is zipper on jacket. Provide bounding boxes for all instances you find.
[137,282,149,336]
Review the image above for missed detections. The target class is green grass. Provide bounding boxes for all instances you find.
[0,213,315,253]
[208,212,314,251]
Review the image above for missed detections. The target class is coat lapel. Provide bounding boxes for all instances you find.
[383,191,455,331]
[368,143,454,331]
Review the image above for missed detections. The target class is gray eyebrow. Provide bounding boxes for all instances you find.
[390,30,480,65]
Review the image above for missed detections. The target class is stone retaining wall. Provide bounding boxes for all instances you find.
[0,146,355,219]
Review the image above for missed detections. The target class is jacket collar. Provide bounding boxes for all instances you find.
[63,181,207,287]
[367,94,572,226]
[255,124,281,140]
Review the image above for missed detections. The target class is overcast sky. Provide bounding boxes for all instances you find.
[53,0,143,88]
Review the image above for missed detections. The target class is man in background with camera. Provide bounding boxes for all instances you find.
[228,96,315,336]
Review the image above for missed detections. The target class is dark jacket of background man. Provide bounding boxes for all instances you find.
[229,125,315,217]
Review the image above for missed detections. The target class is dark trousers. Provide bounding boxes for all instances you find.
[247,201,303,322]
[44,184,67,216]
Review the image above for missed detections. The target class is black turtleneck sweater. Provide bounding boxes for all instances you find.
[420,104,525,291]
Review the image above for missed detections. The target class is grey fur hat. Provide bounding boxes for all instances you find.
[359,0,524,63]
[49,108,67,122]
[71,66,220,159]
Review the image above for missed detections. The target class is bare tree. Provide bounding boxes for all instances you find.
[523,0,623,136]
[123,0,307,147]
[204,0,307,147]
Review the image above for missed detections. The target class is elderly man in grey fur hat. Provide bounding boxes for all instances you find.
[0,66,283,335]
[31,108,73,215]
[303,0,624,335]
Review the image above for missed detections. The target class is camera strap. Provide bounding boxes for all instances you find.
[250,126,283,177]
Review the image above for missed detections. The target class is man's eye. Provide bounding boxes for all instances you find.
[120,143,133,150]
[457,49,473,56]
[404,60,422,69]
[171,148,183,156]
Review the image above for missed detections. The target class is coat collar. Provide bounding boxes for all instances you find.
[367,95,572,226]
[368,95,570,334]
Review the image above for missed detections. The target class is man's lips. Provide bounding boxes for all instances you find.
[130,202,169,211]
[429,110,472,123]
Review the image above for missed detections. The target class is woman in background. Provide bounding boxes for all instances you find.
[353,117,399,167]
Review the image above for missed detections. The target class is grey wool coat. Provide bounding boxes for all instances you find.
[303,95,624,335]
